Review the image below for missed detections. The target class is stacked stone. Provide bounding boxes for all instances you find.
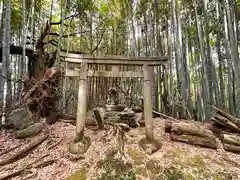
[119,109,138,128]
[102,88,139,128]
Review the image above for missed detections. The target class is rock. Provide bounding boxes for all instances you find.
[8,107,34,130]
[135,113,143,122]
[104,109,138,128]
[122,117,139,128]
[138,138,162,155]
[15,123,44,139]
[105,104,125,112]
[119,110,135,117]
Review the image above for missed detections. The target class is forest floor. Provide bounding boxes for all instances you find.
[0,119,240,180]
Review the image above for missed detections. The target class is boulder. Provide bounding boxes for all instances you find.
[8,107,34,130]
[15,123,44,139]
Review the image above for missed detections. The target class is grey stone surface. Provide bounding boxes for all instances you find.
[15,122,44,139]
[8,107,34,130]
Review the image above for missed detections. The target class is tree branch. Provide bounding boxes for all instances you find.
[50,13,81,25]
[91,28,106,54]
[44,39,58,47]
[48,30,90,37]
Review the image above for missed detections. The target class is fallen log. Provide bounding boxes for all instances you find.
[214,107,240,126]
[170,122,216,139]
[221,133,240,146]
[0,134,48,166]
[208,122,234,134]
[170,132,218,149]
[223,143,240,154]
[212,114,240,133]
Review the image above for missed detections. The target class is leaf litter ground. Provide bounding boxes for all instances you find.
[0,119,240,180]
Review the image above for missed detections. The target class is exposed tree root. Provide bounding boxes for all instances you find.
[0,154,48,180]
[32,159,56,168]
[0,134,48,167]
[47,138,62,150]
[0,144,21,157]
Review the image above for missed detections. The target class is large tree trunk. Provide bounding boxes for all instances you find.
[1,0,11,125]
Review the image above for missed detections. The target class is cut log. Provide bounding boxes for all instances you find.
[212,114,240,133]
[221,133,240,146]
[0,134,48,166]
[223,143,240,153]
[214,107,240,126]
[170,132,218,149]
[208,121,234,134]
[170,122,216,139]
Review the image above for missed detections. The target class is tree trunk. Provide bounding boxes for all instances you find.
[225,0,240,117]
[167,3,174,115]
[216,1,225,109]
[1,0,11,125]
[193,0,208,121]
[172,0,185,118]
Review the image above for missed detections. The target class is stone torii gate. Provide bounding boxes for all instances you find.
[60,52,168,154]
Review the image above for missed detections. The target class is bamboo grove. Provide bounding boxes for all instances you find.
[0,0,240,122]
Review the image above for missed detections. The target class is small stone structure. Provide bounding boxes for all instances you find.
[103,88,138,128]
